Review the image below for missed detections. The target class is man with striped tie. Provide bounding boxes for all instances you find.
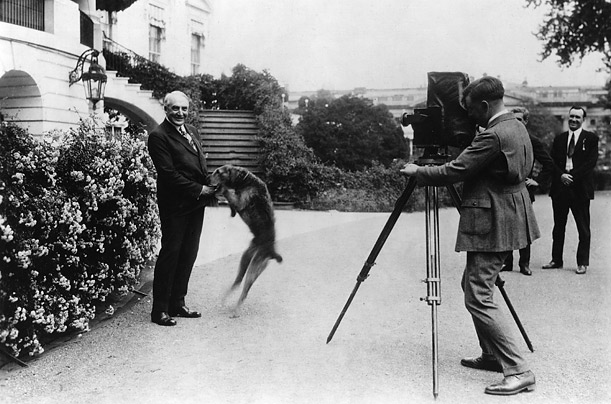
[543,106,599,275]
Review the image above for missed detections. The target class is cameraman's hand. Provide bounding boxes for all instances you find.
[400,163,419,176]
[525,178,538,188]
[200,185,217,196]
[560,173,573,186]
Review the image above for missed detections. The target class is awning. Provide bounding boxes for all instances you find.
[96,0,139,12]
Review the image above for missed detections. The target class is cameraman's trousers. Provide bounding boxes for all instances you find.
[462,251,530,377]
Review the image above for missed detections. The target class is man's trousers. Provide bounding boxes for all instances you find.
[462,251,530,376]
[551,192,591,266]
[152,207,205,313]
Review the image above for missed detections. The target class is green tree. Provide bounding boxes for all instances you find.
[526,0,611,70]
[211,64,286,114]
[525,102,563,148]
[296,94,407,171]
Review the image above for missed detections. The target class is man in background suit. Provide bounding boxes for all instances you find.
[502,107,556,276]
[542,106,599,275]
[401,76,538,395]
[147,91,217,326]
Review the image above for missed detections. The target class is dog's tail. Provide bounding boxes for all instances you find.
[259,240,283,263]
[269,249,282,263]
[271,251,283,263]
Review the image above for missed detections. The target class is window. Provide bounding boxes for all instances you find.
[0,0,44,30]
[149,25,162,63]
[191,34,202,75]
[80,11,93,47]
[190,19,205,75]
[148,4,165,63]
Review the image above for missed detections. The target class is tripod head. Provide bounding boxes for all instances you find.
[415,146,452,167]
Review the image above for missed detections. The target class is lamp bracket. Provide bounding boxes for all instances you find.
[69,49,100,86]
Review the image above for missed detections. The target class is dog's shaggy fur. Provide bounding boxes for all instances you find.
[209,165,282,306]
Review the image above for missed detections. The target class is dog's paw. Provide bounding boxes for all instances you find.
[229,303,244,318]
[222,284,240,305]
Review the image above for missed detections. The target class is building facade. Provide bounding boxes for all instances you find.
[0,0,212,136]
[100,0,212,77]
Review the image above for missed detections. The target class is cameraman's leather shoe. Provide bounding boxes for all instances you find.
[576,265,587,274]
[542,261,562,269]
[460,356,502,372]
[485,370,536,395]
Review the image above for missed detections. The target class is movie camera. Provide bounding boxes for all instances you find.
[401,71,475,153]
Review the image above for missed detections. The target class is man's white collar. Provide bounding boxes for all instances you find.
[488,109,509,126]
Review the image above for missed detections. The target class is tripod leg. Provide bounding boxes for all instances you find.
[495,276,535,352]
[422,186,442,398]
[446,184,462,213]
[327,177,418,343]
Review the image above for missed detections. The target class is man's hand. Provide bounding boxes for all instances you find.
[200,185,217,196]
[525,178,538,188]
[400,163,419,176]
[560,173,573,186]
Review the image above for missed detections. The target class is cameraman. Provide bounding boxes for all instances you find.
[401,76,539,396]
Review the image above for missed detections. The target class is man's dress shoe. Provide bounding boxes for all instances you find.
[169,306,201,318]
[542,261,562,269]
[519,264,532,276]
[500,264,512,272]
[576,265,587,275]
[460,356,502,372]
[151,312,177,326]
[485,370,536,395]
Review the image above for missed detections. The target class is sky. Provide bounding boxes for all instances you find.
[204,0,609,92]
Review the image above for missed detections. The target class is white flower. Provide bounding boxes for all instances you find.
[11,172,24,185]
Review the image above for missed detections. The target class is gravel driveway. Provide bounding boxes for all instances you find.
[2,192,610,404]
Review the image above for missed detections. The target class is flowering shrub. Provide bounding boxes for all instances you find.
[0,121,160,357]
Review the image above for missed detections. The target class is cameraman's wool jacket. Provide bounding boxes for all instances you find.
[415,113,540,252]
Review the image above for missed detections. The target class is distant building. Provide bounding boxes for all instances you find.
[288,84,610,131]
[288,83,611,170]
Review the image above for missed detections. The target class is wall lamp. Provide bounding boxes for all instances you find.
[68,49,107,107]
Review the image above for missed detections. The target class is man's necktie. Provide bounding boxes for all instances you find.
[180,126,197,151]
[567,132,575,158]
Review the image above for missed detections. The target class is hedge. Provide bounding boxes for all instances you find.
[0,121,160,357]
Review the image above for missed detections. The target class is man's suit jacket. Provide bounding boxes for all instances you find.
[148,120,215,217]
[549,129,599,200]
[415,113,540,252]
[527,134,556,201]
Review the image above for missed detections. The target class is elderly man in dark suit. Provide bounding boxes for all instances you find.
[401,76,538,396]
[542,106,599,275]
[147,91,217,326]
